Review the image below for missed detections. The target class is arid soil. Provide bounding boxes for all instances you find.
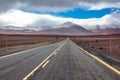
[0,34,64,47]
[0,33,120,59]
[73,33,120,59]
[0,34,65,56]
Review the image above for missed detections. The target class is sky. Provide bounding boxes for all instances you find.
[0,0,120,29]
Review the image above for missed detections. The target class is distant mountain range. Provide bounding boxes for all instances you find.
[90,26,120,34]
[0,25,42,31]
[37,22,93,35]
[0,22,120,35]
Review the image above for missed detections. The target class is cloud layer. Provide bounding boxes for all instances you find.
[0,0,120,12]
[0,9,120,29]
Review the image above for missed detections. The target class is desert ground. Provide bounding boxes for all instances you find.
[72,33,120,60]
[0,33,120,60]
[0,34,65,56]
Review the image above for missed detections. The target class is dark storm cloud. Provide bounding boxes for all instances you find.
[0,0,120,12]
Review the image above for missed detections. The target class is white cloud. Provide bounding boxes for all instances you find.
[0,9,120,29]
[0,10,39,26]
[78,0,120,10]
[0,0,120,12]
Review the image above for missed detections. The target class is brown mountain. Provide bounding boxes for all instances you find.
[0,22,94,35]
[90,26,120,34]
[38,22,93,35]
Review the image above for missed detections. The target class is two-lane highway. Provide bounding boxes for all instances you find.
[0,40,66,80]
[0,39,120,80]
[29,39,120,80]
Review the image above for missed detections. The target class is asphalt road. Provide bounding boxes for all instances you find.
[0,40,65,80]
[0,39,120,80]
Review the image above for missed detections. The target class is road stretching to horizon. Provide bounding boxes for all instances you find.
[0,39,119,80]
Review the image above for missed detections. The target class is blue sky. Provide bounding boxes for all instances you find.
[22,8,113,19]
[0,0,120,29]
[47,8,112,19]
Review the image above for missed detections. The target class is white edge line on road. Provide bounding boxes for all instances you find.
[0,46,43,59]
[0,41,63,59]
[74,43,120,75]
[22,41,66,80]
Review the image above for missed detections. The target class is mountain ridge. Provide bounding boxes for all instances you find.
[37,22,93,35]
[0,22,120,35]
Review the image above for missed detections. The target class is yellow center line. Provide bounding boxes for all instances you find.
[22,41,66,80]
[0,41,65,59]
[42,60,49,68]
[54,52,57,55]
[78,46,120,75]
